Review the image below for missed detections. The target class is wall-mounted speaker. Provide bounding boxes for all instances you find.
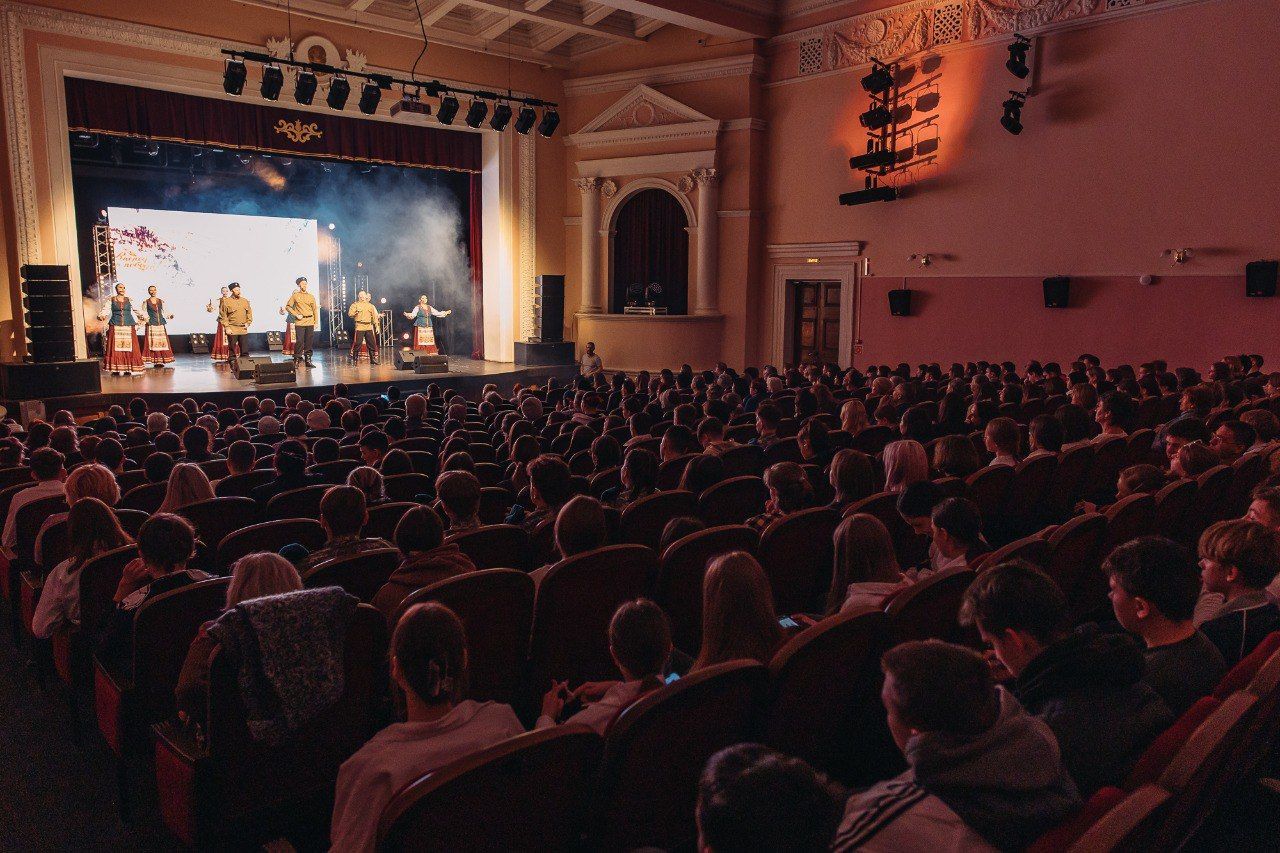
[888,289,913,316]
[1043,276,1071,308]
[20,264,75,362]
[1246,261,1278,297]
[531,275,564,343]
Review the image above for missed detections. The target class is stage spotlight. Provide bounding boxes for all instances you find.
[327,75,351,110]
[465,99,489,128]
[838,185,898,205]
[294,70,318,105]
[223,57,247,95]
[1001,91,1027,135]
[402,333,410,341]
[437,94,460,125]
[489,102,513,131]
[260,64,284,100]
[514,105,537,135]
[1006,34,1031,80]
[358,81,382,115]
[537,109,560,138]
[379,297,387,304]
[859,105,892,130]
[849,148,896,171]
[860,62,893,95]
[328,222,336,230]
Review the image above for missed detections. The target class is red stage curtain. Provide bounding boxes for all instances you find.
[610,189,688,314]
[469,173,484,360]
[65,77,480,173]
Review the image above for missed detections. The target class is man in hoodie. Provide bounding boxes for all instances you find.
[960,560,1173,795]
[833,640,1079,851]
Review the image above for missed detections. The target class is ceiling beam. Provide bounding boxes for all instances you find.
[346,0,376,11]
[476,10,520,40]
[524,0,553,10]
[464,0,644,42]
[633,15,665,37]
[588,0,772,39]
[581,2,613,25]
[533,25,577,52]
[421,0,462,27]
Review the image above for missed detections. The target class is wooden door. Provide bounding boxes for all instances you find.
[791,280,841,366]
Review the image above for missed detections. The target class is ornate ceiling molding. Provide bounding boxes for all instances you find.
[563,54,767,97]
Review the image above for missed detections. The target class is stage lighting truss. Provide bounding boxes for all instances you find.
[843,59,902,205]
[219,49,559,138]
[1001,90,1028,136]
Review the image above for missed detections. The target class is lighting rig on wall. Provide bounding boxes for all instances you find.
[841,59,900,206]
[999,34,1034,135]
[220,49,559,136]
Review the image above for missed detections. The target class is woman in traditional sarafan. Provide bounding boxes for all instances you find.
[205,285,230,360]
[403,294,451,355]
[279,301,296,356]
[139,285,175,366]
[97,283,145,375]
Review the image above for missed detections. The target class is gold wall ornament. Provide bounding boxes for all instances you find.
[274,118,324,144]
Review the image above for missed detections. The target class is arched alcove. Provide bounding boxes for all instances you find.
[608,187,689,315]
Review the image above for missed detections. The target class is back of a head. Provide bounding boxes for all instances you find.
[393,602,467,705]
[30,447,66,481]
[1119,464,1166,496]
[138,513,195,571]
[622,448,659,489]
[764,461,812,512]
[985,417,1020,453]
[275,440,307,477]
[829,449,874,502]
[227,440,256,474]
[65,463,120,506]
[883,440,928,492]
[554,494,607,559]
[680,453,726,495]
[528,453,573,506]
[320,484,367,537]
[896,479,946,521]
[959,559,1067,643]
[394,504,445,555]
[831,514,900,612]
[881,640,999,739]
[698,743,843,853]
[931,497,983,546]
[67,496,130,565]
[436,470,481,521]
[609,598,672,681]
[226,551,303,608]
[1103,536,1200,622]
[697,552,781,670]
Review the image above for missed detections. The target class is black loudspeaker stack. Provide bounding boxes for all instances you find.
[234,356,257,380]
[392,348,450,374]
[21,264,75,362]
[888,289,913,317]
[530,274,564,343]
[1043,276,1071,308]
[253,358,296,385]
[1246,261,1278,298]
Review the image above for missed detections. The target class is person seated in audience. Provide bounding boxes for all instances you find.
[660,424,699,464]
[181,425,221,463]
[298,486,393,572]
[373,505,475,620]
[48,426,81,467]
[826,513,906,614]
[983,417,1020,467]
[750,402,783,449]
[1077,462,1168,514]
[930,434,979,479]
[143,451,175,485]
[692,552,782,670]
[697,743,844,853]
[32,497,133,639]
[828,448,875,513]
[33,462,120,566]
[1093,391,1135,441]
[678,453,726,497]
[379,448,413,476]
[1154,384,1217,452]
[346,465,389,506]
[435,470,482,533]
[506,453,573,532]
[530,494,608,581]
[223,439,256,479]
[1024,414,1065,461]
[1210,420,1255,465]
[697,417,736,456]
[833,640,1079,851]
[1240,410,1278,455]
[960,560,1171,794]
[658,515,705,555]
[797,417,834,468]
[538,598,673,735]
[99,514,211,676]
[157,462,215,514]
[1195,519,1280,665]
[602,447,658,508]
[930,497,989,571]
[1163,417,1212,467]
[747,461,812,532]
[174,552,303,729]
[2,447,66,553]
[358,430,389,468]
[1247,483,1280,532]
[840,398,869,436]
[882,439,929,494]
[589,434,622,474]
[1104,536,1227,716]
[250,440,322,506]
[332,602,525,853]
[1054,404,1095,451]
[1171,440,1219,480]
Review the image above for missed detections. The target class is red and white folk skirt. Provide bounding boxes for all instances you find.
[210,321,229,360]
[140,323,175,365]
[103,323,145,372]
[412,324,438,355]
[282,323,295,356]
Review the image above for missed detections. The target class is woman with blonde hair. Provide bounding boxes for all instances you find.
[840,398,869,436]
[826,513,904,615]
[347,465,388,505]
[157,462,215,514]
[35,462,122,566]
[692,551,784,672]
[32,497,133,638]
[175,552,304,727]
[882,439,929,494]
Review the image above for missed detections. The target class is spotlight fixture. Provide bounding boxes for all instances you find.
[260,64,284,100]
[537,108,560,138]
[1006,34,1031,80]
[294,69,318,105]
[849,148,896,170]
[839,185,898,205]
[860,61,894,95]
[358,81,382,115]
[859,105,892,130]
[223,57,247,95]
[489,102,513,131]
[514,105,537,134]
[327,75,351,110]
[437,94,460,125]
[1000,90,1027,135]
[465,99,489,128]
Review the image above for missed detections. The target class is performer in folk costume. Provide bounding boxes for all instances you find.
[205,285,231,360]
[98,283,146,375]
[280,305,295,356]
[218,282,253,365]
[347,290,381,365]
[284,276,318,368]
[403,294,451,354]
[139,285,175,366]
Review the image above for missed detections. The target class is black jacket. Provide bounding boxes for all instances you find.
[1013,626,1172,796]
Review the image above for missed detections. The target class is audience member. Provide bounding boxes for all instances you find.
[157,462,215,514]
[346,465,388,506]
[692,552,783,671]
[882,440,928,493]
[930,497,989,571]
[827,513,905,614]
[298,486,392,571]
[747,462,812,532]
[31,497,132,639]
[1195,519,1280,665]
[828,448,874,512]
[373,505,475,620]
[2,447,65,552]
[435,470,482,532]
[983,418,1020,467]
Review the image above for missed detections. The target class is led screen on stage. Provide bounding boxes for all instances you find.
[106,207,321,335]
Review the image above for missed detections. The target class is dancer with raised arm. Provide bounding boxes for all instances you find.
[285,276,318,368]
[348,290,381,365]
[98,283,145,376]
[205,285,230,361]
[139,284,175,367]
[403,294,451,355]
[218,282,253,366]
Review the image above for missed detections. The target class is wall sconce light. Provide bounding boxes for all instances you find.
[1162,248,1193,264]
[908,253,933,267]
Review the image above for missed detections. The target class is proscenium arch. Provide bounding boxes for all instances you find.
[602,177,697,315]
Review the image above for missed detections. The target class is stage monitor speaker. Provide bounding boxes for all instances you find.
[530,274,564,343]
[233,356,257,379]
[189,333,210,354]
[414,354,449,374]
[20,264,75,363]
[393,348,416,370]
[1246,260,1278,297]
[1043,276,1071,308]
[888,289,913,317]
[266,331,284,351]
[254,358,296,385]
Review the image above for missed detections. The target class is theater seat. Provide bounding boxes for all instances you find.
[654,524,759,656]
[302,547,400,602]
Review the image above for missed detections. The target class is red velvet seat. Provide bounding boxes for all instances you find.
[1227,450,1270,518]
[364,501,416,541]
[120,481,166,514]
[846,491,928,569]
[215,518,325,571]
[1047,444,1094,522]
[971,533,1049,574]
[654,524,759,655]
[304,459,361,484]
[176,496,258,572]
[1002,454,1057,540]
[1084,435,1127,504]
[697,476,767,527]
[656,453,699,490]
[1211,630,1280,700]
[758,507,839,614]
[445,524,530,571]
[264,484,330,521]
[1043,512,1108,619]
[763,437,803,465]
[849,425,896,455]
[1182,464,1232,545]
[302,547,400,602]
[1153,478,1197,542]
[619,490,697,551]
[1100,493,1157,559]
[214,469,275,498]
[478,486,515,525]
[719,444,766,477]
[384,473,435,502]
[884,567,976,645]
[1027,785,1159,853]
[1123,696,1221,790]
[965,465,1014,541]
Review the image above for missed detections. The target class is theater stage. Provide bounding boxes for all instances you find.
[30,349,578,413]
